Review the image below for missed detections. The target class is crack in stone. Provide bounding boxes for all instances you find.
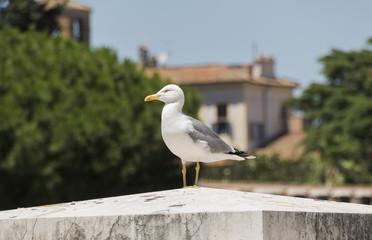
[184,212,207,240]
[90,217,104,240]
[146,215,167,240]
[31,218,38,240]
[63,218,76,240]
[106,216,121,240]
[191,213,207,239]
[144,195,165,202]
[105,216,134,240]
[62,217,86,240]
[21,220,28,240]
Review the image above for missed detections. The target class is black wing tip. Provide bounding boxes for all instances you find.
[228,148,248,156]
[227,148,258,159]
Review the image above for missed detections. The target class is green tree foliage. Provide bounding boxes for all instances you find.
[287,39,372,184]
[0,28,201,210]
[0,0,63,33]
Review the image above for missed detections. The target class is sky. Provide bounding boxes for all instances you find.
[82,0,372,94]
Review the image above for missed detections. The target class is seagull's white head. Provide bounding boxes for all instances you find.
[145,84,185,104]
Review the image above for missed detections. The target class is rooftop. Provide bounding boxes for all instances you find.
[41,0,92,12]
[145,64,299,88]
[256,132,306,159]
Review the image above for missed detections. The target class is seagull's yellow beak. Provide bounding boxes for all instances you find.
[144,94,160,102]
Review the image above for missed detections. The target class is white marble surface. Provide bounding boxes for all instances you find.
[1,187,372,239]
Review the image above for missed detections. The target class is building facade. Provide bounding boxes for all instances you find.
[146,54,298,151]
[42,0,91,45]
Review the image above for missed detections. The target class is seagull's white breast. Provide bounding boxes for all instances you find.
[161,114,205,163]
[161,104,208,163]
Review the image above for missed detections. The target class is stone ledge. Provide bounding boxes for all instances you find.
[0,187,372,239]
[201,180,372,204]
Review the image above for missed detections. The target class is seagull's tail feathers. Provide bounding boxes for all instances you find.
[228,148,257,160]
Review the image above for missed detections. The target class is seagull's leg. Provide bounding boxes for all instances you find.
[182,163,187,187]
[194,161,200,187]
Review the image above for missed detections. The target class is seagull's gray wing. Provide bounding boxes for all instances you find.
[187,116,233,154]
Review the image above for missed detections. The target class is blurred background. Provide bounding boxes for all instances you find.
[1,0,372,210]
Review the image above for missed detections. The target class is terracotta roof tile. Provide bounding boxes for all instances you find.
[66,1,92,12]
[41,0,92,12]
[145,65,298,88]
[256,132,306,160]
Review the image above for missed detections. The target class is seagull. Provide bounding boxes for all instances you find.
[145,84,256,187]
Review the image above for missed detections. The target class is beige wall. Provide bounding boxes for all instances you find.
[244,85,293,149]
[191,83,294,151]
[244,84,265,149]
[228,102,247,150]
[194,84,246,149]
[266,87,293,138]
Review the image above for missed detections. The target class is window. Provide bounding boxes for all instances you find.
[216,122,230,134]
[249,122,264,142]
[213,104,231,135]
[72,19,81,41]
[217,104,227,120]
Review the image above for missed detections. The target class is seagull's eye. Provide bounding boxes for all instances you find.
[164,89,169,93]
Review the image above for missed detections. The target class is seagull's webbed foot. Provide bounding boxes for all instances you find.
[183,185,200,188]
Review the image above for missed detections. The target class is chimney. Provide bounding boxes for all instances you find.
[287,113,304,135]
[139,45,148,67]
[148,56,157,67]
[252,54,275,79]
[138,45,157,67]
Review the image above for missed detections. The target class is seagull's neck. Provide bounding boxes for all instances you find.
[162,101,184,121]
